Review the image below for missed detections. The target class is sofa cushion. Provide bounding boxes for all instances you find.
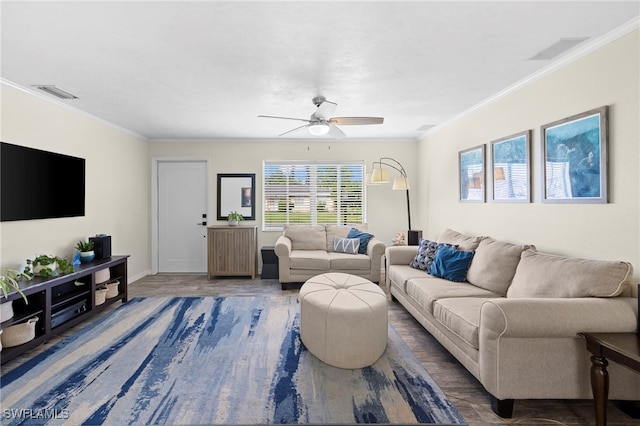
[437,228,483,250]
[333,237,360,254]
[507,249,633,298]
[326,224,368,252]
[328,252,370,270]
[284,225,326,251]
[289,250,329,270]
[387,265,428,293]
[467,237,533,295]
[429,245,475,282]
[406,277,500,314]
[434,298,491,350]
[347,228,374,254]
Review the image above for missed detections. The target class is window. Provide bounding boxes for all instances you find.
[263,161,365,230]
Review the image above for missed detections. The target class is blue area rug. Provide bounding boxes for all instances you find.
[1,297,466,425]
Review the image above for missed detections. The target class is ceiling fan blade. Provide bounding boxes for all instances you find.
[329,117,384,125]
[327,123,346,139]
[258,115,310,123]
[279,124,309,137]
[315,100,337,121]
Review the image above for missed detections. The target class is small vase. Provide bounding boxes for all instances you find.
[80,251,95,263]
[228,220,239,226]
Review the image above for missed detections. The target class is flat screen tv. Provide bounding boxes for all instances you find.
[1,142,85,222]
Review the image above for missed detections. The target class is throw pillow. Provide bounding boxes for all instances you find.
[333,237,360,255]
[409,239,439,271]
[346,228,374,254]
[429,245,475,282]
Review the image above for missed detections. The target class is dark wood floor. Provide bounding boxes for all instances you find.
[3,274,639,425]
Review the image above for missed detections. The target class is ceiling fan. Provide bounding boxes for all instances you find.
[258,96,384,139]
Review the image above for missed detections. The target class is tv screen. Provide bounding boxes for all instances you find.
[0,142,85,222]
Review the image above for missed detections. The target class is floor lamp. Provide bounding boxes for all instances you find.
[369,157,422,245]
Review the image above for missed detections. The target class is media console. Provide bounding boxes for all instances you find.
[0,255,128,364]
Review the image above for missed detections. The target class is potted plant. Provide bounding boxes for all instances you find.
[228,211,244,226]
[76,240,95,263]
[0,268,29,322]
[23,255,74,279]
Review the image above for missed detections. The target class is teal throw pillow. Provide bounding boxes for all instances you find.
[346,228,374,254]
[333,237,360,254]
[428,245,475,282]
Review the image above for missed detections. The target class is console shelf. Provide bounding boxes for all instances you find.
[0,255,128,364]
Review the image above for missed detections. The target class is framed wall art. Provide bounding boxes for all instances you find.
[541,106,608,203]
[217,173,256,220]
[459,145,485,202]
[490,130,531,203]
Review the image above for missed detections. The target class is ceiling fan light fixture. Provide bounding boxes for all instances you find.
[308,122,330,136]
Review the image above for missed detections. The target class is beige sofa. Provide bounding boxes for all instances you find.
[274,224,386,289]
[386,228,640,418]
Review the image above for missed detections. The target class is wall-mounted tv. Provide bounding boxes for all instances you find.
[1,142,85,222]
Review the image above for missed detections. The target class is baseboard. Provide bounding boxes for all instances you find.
[128,269,151,284]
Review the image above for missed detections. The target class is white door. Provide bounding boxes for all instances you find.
[158,161,208,273]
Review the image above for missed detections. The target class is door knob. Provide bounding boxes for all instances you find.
[197,221,207,226]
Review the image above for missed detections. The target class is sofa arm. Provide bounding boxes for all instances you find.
[479,297,638,400]
[274,235,292,283]
[480,297,637,338]
[385,245,418,266]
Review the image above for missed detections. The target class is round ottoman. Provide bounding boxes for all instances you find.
[299,272,388,369]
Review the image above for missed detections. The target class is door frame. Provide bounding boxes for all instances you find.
[151,157,210,274]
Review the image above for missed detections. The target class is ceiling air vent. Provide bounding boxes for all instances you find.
[33,85,78,100]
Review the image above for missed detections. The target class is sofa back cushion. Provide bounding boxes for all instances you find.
[507,249,633,298]
[284,225,326,251]
[466,237,533,295]
[326,224,368,252]
[437,228,482,251]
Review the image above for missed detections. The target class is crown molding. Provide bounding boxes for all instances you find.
[1,78,149,142]
[426,17,639,137]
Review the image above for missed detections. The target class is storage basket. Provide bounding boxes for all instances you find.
[95,288,108,306]
[1,317,38,348]
[105,280,119,299]
[0,300,14,323]
[95,268,110,284]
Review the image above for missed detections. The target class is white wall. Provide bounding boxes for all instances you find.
[149,139,418,254]
[0,83,151,281]
[418,30,640,286]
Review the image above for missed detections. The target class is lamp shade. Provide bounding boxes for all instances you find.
[366,172,383,185]
[392,177,410,190]
[308,122,330,135]
[371,168,390,184]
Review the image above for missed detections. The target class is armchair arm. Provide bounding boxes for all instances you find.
[366,238,386,283]
[274,235,292,283]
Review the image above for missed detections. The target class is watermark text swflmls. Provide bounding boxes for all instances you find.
[3,408,70,420]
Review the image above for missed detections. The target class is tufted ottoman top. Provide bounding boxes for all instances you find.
[299,272,386,311]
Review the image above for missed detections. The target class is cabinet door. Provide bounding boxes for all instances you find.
[230,229,253,275]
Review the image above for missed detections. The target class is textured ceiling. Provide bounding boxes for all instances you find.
[1,1,638,141]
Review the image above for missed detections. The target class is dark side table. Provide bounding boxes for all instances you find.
[578,332,640,426]
[261,246,279,279]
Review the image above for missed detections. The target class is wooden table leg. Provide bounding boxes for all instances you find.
[590,355,609,426]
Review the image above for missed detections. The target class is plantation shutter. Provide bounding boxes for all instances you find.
[263,161,365,230]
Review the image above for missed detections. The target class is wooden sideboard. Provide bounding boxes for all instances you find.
[207,226,257,279]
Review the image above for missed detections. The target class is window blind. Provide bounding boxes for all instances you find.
[263,161,365,230]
